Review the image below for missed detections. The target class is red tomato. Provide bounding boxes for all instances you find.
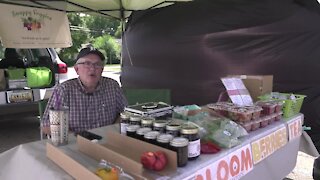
[140,151,167,171]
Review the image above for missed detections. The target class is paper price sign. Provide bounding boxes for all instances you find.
[193,144,253,180]
[288,116,302,141]
[251,127,287,164]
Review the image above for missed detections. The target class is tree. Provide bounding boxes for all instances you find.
[93,35,121,64]
[57,13,121,66]
[84,15,120,38]
[58,13,89,66]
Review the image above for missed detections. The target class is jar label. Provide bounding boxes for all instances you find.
[188,139,200,158]
[120,123,128,135]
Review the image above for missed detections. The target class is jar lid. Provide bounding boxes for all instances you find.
[153,120,167,127]
[144,131,160,140]
[120,112,130,119]
[136,127,152,135]
[180,124,199,134]
[166,123,181,131]
[157,134,174,143]
[170,137,189,147]
[130,115,141,121]
[141,117,155,125]
[126,125,140,132]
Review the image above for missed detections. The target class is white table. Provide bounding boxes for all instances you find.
[0,114,304,180]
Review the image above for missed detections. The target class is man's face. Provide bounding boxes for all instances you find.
[74,53,104,88]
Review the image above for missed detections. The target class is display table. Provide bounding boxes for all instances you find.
[0,114,303,180]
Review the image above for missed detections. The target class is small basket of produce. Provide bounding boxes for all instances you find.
[258,92,306,118]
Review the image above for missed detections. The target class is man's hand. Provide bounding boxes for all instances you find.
[42,126,51,135]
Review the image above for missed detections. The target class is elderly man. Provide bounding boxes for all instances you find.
[41,47,127,134]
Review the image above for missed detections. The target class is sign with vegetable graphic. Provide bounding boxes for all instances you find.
[0,3,72,48]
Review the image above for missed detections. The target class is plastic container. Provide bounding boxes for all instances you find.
[257,102,276,115]
[275,101,284,113]
[239,121,252,132]
[251,120,261,131]
[228,107,253,122]
[275,112,283,121]
[260,117,269,128]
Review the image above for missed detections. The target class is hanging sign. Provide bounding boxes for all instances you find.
[0,3,72,48]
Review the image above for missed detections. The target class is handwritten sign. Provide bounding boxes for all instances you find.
[288,116,302,141]
[251,127,287,164]
[194,144,253,180]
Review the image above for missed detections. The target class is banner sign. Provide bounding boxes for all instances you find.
[288,116,303,141]
[0,4,72,48]
[251,127,287,164]
[193,144,253,180]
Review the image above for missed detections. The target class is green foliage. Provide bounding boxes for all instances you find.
[56,13,121,66]
[84,15,120,38]
[93,35,121,64]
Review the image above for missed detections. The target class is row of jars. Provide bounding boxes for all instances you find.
[120,112,200,167]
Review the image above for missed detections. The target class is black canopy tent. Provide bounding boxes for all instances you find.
[121,0,320,150]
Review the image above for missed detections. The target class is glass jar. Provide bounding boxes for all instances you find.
[120,112,130,135]
[156,134,174,149]
[153,120,168,133]
[141,117,155,128]
[144,131,160,145]
[170,137,189,167]
[126,125,140,139]
[129,115,141,125]
[166,122,181,137]
[180,124,200,160]
[136,127,152,141]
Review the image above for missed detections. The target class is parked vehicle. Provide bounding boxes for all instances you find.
[0,45,68,116]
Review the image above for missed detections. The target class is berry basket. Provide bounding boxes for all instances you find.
[258,93,306,119]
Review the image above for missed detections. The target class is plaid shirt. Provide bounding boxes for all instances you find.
[42,77,127,133]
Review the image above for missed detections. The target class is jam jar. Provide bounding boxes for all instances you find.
[126,125,140,139]
[141,117,155,128]
[153,120,168,133]
[129,115,141,125]
[156,134,174,149]
[144,131,160,145]
[136,127,152,141]
[170,137,189,167]
[180,124,200,160]
[166,122,181,137]
[120,112,130,135]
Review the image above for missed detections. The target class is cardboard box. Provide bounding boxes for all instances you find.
[241,75,273,101]
[6,89,33,103]
[47,131,177,180]
[230,75,273,102]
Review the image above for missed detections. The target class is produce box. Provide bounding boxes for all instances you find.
[47,131,177,180]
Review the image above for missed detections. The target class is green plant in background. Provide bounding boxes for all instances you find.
[93,35,121,64]
[57,13,121,66]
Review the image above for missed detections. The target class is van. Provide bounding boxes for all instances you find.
[0,44,68,116]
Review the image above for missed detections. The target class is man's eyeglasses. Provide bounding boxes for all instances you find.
[77,61,104,69]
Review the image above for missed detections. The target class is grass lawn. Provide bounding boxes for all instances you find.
[104,64,121,72]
